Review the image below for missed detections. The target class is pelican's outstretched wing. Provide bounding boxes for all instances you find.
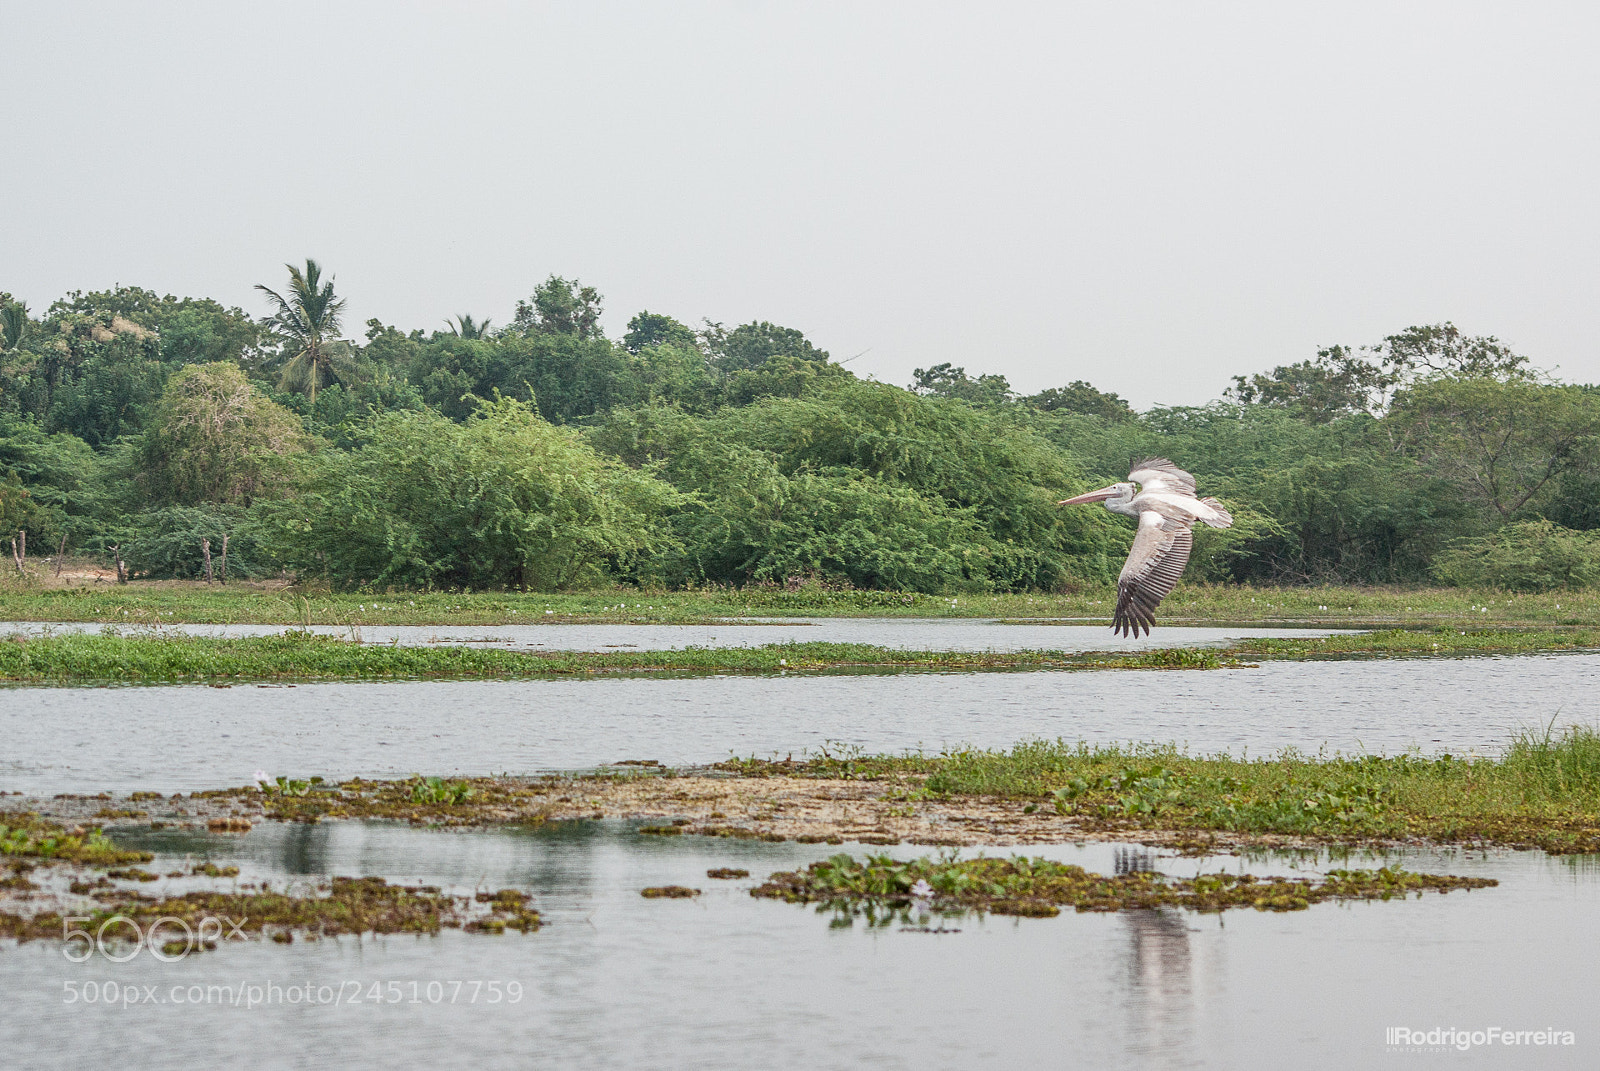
[1127,458,1197,496]
[1113,512,1194,638]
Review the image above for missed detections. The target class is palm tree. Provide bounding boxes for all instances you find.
[257,260,347,404]
[447,314,493,339]
[0,301,27,352]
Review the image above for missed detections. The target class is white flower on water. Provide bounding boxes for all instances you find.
[910,879,934,900]
[253,769,271,787]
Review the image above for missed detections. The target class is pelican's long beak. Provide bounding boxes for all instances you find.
[1057,485,1120,506]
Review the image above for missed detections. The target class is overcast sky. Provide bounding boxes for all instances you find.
[4,2,1597,408]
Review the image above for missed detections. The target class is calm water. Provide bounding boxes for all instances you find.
[3,628,1597,1068]
[0,618,1349,653]
[0,654,1595,794]
[0,821,1591,1070]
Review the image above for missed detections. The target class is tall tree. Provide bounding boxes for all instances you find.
[704,320,828,373]
[623,311,698,354]
[1389,377,1600,522]
[910,363,1014,406]
[256,259,347,404]
[1025,380,1135,421]
[138,362,306,507]
[447,314,493,339]
[1225,346,1394,422]
[512,276,604,339]
[1,300,28,351]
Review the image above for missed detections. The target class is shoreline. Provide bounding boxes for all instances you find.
[11,765,1595,857]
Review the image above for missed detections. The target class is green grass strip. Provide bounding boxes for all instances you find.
[734,726,1600,854]
[5,581,1600,628]
[1,626,1596,683]
[0,632,1229,683]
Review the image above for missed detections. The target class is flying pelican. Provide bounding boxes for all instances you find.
[1058,458,1233,637]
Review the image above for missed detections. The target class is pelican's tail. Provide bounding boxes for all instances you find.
[1199,497,1233,529]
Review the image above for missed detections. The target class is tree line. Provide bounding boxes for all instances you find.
[3,261,1598,592]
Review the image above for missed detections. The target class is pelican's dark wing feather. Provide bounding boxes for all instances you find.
[1112,514,1194,638]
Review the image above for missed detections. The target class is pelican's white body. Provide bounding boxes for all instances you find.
[1097,485,1231,530]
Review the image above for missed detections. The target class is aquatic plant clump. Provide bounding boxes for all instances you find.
[0,874,541,945]
[0,815,154,867]
[750,854,1496,916]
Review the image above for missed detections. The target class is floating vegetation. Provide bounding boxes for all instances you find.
[0,815,153,866]
[689,824,790,842]
[641,886,700,898]
[0,874,540,945]
[409,776,473,805]
[751,853,1496,917]
[707,868,749,879]
[233,776,561,826]
[258,775,319,797]
[105,867,159,882]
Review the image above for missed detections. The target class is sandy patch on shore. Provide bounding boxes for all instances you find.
[4,775,1361,854]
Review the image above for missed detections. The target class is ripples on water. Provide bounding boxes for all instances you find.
[1,655,1595,794]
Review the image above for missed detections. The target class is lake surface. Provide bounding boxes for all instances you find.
[1,654,1595,795]
[3,625,1596,1067]
[0,820,1591,1070]
[0,618,1350,653]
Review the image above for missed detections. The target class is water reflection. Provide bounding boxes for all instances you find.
[1122,909,1198,1065]
[1114,846,1159,875]
[3,822,1595,1070]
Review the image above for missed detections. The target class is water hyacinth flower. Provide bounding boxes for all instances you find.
[253,769,271,788]
[910,879,934,901]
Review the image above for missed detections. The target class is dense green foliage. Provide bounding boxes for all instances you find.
[5,271,1600,591]
[264,399,678,589]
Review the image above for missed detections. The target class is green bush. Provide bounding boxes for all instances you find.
[263,397,681,590]
[591,380,1125,592]
[1433,519,1600,592]
[122,505,272,580]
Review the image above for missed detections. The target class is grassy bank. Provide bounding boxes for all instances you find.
[14,729,1597,855]
[729,727,1600,854]
[1,627,1596,684]
[0,632,1239,683]
[3,578,1600,627]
